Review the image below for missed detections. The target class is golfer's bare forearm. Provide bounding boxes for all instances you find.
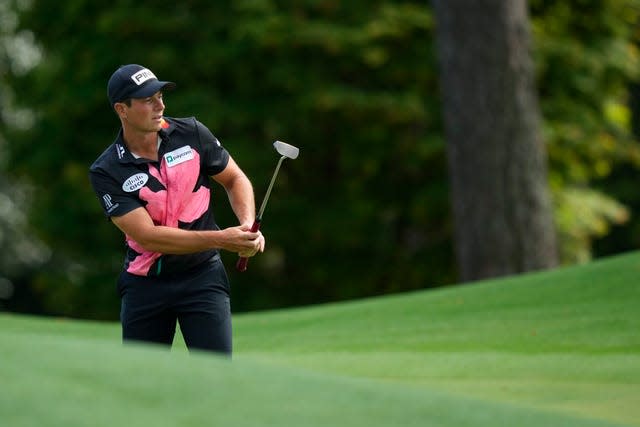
[219,165,256,225]
[130,227,221,254]
[213,157,256,225]
[227,179,256,225]
[112,210,256,254]
[131,226,257,255]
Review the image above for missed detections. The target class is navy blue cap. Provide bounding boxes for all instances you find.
[107,64,176,106]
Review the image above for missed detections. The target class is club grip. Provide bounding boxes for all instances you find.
[236,220,262,272]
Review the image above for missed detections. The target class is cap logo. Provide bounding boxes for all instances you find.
[130,68,157,86]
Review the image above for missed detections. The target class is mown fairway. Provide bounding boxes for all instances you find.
[2,252,639,426]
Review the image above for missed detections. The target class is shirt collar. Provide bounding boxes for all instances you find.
[114,117,174,163]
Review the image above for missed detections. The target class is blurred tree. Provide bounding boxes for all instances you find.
[0,0,49,312]
[432,0,558,280]
[529,0,640,262]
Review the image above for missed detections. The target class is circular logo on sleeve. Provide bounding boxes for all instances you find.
[122,173,149,192]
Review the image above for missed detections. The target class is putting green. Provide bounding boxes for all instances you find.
[1,251,638,426]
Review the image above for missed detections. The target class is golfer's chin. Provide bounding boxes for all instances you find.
[143,122,162,133]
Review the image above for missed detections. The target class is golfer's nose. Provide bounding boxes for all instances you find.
[154,97,164,110]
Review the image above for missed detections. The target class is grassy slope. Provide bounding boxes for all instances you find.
[2,251,639,427]
[236,251,640,425]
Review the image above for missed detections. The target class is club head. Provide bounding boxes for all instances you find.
[273,140,299,159]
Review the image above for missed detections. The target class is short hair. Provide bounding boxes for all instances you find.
[112,98,132,116]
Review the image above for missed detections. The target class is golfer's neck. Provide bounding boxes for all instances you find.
[122,128,160,161]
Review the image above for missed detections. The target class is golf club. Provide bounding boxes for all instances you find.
[236,140,299,272]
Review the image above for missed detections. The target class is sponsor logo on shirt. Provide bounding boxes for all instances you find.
[116,144,126,159]
[164,146,194,167]
[122,173,149,192]
[103,194,120,214]
[131,68,156,86]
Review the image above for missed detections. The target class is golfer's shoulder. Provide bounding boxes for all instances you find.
[89,143,121,173]
[164,116,218,149]
[163,116,200,133]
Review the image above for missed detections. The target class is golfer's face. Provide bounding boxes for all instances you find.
[124,91,165,132]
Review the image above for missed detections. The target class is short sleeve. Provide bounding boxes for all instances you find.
[89,168,144,218]
[196,120,230,176]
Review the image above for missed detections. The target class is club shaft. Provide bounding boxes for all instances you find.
[257,156,285,220]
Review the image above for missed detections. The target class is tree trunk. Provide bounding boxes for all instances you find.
[432,0,558,281]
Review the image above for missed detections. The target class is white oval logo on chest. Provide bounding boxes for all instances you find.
[122,173,149,193]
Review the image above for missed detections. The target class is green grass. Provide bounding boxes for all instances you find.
[2,251,639,426]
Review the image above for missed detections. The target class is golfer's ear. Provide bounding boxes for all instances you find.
[113,102,127,117]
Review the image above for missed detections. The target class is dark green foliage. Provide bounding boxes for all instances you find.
[4,1,439,317]
[530,0,640,261]
[2,0,640,318]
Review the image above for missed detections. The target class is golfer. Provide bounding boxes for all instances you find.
[89,64,264,355]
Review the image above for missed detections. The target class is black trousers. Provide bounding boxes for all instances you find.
[117,255,232,355]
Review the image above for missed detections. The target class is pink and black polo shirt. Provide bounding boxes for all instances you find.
[89,116,230,277]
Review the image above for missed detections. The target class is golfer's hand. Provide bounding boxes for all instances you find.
[237,223,265,258]
[219,225,262,254]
